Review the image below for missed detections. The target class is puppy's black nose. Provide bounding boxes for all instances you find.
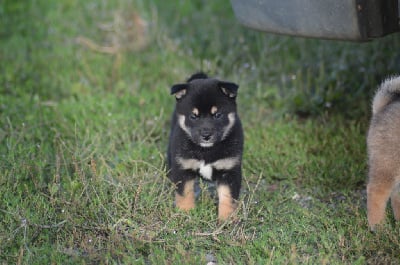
[202,134,211,141]
[200,129,212,141]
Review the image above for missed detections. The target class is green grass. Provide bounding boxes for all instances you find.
[1,0,400,264]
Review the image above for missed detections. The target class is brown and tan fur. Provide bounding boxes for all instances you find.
[367,76,400,231]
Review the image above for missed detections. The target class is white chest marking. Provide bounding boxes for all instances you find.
[199,162,213,180]
[176,156,240,181]
[212,157,240,170]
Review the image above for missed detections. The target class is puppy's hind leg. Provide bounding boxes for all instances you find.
[367,172,395,230]
[390,182,400,221]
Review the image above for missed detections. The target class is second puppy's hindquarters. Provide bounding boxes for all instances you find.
[367,75,400,231]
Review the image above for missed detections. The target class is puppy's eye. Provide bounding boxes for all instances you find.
[213,112,223,119]
[190,113,199,120]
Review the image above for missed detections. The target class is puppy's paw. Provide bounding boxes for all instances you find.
[175,193,195,211]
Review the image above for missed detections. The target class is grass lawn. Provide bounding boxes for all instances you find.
[1,0,400,264]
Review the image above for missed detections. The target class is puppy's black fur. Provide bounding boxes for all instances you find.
[167,72,243,220]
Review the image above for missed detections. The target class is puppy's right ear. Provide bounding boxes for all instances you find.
[218,81,239,98]
[171,83,188,99]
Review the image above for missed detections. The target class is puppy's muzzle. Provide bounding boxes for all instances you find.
[200,128,213,141]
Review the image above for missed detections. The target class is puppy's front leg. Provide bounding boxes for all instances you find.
[217,169,241,221]
[217,184,237,221]
[175,178,196,211]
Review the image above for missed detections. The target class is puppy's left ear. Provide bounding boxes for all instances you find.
[171,83,188,99]
[218,81,239,98]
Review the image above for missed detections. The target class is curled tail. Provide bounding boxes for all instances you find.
[372,76,400,115]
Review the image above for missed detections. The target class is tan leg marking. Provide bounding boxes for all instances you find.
[175,179,195,211]
[217,185,237,221]
[391,183,400,221]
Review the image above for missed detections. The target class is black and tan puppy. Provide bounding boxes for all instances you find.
[167,73,243,221]
[367,75,400,230]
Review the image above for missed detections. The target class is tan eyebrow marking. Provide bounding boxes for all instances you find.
[192,108,199,116]
[211,106,218,115]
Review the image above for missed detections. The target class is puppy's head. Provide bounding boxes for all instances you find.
[171,75,239,148]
